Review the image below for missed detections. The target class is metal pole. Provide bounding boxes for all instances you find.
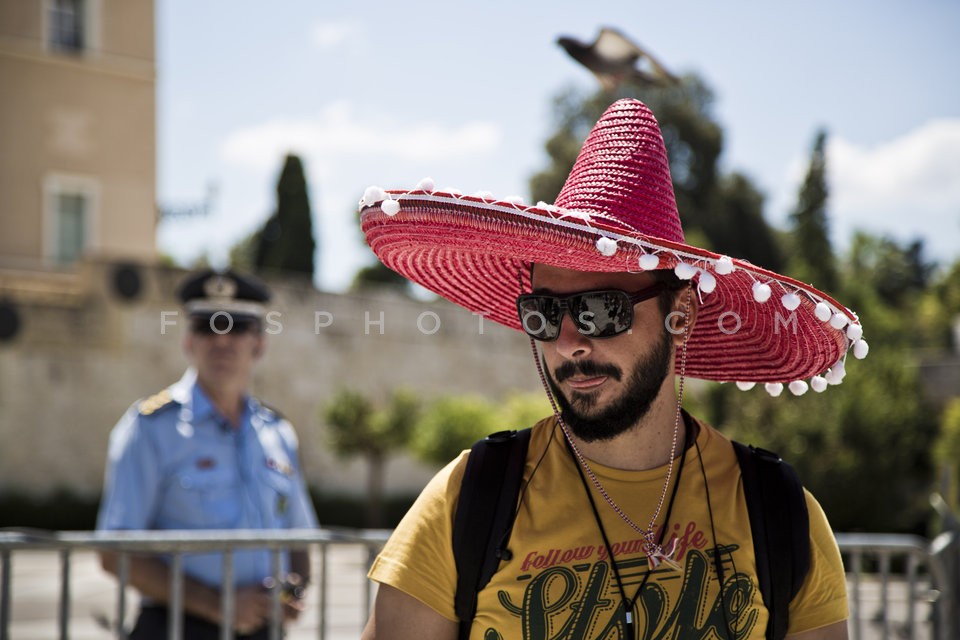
[318,544,327,640]
[1,549,11,640]
[117,552,130,640]
[879,552,890,640]
[269,550,282,640]
[906,552,918,640]
[851,549,862,640]
[169,554,183,640]
[59,548,71,640]
[364,544,376,623]
[220,551,234,640]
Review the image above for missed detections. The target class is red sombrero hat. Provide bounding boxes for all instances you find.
[359,99,867,395]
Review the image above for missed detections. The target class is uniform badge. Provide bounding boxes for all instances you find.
[266,457,293,476]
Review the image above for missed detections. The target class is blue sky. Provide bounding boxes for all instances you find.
[155,0,960,292]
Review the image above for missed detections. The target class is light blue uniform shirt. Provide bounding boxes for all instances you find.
[96,369,319,588]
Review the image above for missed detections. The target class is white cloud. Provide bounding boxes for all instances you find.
[220,102,503,171]
[216,103,506,290]
[310,21,359,49]
[829,119,960,214]
[776,119,960,264]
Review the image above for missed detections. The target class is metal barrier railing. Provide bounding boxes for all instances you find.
[0,528,391,640]
[837,532,955,640]
[2,528,957,640]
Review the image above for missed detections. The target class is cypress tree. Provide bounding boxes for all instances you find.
[788,130,837,291]
[255,154,316,279]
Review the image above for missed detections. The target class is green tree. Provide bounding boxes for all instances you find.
[839,233,939,350]
[324,388,419,527]
[228,230,257,271]
[934,398,960,509]
[528,79,783,271]
[350,208,413,294]
[499,392,553,430]
[787,130,837,292]
[255,154,316,278]
[717,347,938,534]
[917,258,960,349]
[408,392,554,467]
[350,263,412,294]
[410,396,499,466]
[710,173,782,272]
[690,223,948,535]
[846,233,934,310]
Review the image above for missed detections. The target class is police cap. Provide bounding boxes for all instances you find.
[177,269,270,320]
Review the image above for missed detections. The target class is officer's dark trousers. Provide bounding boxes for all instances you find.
[129,605,275,640]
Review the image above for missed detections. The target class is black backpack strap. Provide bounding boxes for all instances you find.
[452,428,531,640]
[733,441,810,640]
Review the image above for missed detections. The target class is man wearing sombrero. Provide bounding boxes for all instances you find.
[359,100,862,639]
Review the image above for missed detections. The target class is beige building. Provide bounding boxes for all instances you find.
[0,0,543,511]
[0,0,156,269]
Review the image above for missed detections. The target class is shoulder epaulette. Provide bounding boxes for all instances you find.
[138,389,177,416]
[257,401,286,421]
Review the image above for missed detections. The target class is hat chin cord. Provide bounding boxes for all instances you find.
[530,286,694,570]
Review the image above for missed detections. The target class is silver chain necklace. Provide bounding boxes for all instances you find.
[530,287,693,569]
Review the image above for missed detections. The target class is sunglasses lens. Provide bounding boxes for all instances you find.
[517,296,562,341]
[572,291,634,338]
[517,290,638,341]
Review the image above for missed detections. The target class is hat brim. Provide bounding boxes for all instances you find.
[185,300,266,320]
[361,189,861,388]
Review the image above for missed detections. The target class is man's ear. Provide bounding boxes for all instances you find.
[667,285,698,346]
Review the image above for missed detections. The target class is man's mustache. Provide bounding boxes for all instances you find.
[554,360,622,384]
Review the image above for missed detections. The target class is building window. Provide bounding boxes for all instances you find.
[44,175,99,266]
[49,0,85,53]
[55,193,87,264]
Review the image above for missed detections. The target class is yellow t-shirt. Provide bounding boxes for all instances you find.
[369,416,847,639]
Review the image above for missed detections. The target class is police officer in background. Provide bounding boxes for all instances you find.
[97,269,319,639]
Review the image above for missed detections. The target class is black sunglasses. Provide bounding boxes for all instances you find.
[516,283,664,341]
[190,315,260,336]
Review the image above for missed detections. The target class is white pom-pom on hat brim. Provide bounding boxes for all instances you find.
[595,237,618,257]
[363,185,386,206]
[674,262,697,280]
[811,376,828,392]
[358,175,866,393]
[753,282,772,303]
[789,380,809,396]
[781,292,801,311]
[815,302,832,322]
[715,256,735,275]
[381,199,401,216]
[698,271,717,294]
[853,340,869,359]
[638,254,660,270]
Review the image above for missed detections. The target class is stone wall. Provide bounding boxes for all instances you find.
[0,259,543,501]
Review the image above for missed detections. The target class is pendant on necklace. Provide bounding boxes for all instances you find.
[646,537,681,571]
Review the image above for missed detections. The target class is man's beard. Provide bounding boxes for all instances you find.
[544,328,674,442]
